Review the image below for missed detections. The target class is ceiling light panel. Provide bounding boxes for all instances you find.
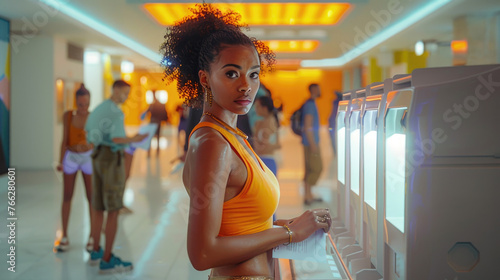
[264,40,320,53]
[143,3,351,26]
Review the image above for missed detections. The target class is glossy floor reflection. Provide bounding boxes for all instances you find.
[0,125,337,280]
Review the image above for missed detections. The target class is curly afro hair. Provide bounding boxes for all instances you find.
[160,3,276,108]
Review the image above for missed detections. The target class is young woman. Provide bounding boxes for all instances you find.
[253,96,280,176]
[161,4,332,279]
[54,84,94,252]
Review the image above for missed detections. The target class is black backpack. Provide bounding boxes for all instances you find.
[290,105,304,136]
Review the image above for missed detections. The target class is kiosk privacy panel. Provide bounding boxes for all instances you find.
[383,64,500,280]
[336,91,352,227]
[363,79,393,273]
[349,89,366,244]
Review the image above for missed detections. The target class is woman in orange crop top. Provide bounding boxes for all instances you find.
[161,4,332,279]
[53,84,94,253]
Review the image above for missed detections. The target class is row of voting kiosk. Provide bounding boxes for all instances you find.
[332,64,500,280]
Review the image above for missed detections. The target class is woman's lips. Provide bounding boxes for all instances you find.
[235,100,252,106]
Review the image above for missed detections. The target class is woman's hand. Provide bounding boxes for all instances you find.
[56,164,63,172]
[287,208,332,243]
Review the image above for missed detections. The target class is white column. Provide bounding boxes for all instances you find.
[11,35,55,169]
[84,51,104,111]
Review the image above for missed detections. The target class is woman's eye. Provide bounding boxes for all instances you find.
[226,71,238,78]
[250,72,260,79]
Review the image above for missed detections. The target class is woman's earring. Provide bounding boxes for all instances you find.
[205,87,213,107]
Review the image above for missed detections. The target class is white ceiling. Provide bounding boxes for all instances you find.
[1,0,499,70]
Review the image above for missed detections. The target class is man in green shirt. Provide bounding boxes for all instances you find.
[85,80,146,274]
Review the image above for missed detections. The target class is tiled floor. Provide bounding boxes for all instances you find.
[0,125,338,280]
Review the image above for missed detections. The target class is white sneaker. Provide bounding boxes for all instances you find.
[53,237,69,252]
[86,237,94,253]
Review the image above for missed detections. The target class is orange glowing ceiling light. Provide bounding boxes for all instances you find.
[143,3,351,26]
[273,59,302,71]
[263,40,320,53]
[451,40,468,53]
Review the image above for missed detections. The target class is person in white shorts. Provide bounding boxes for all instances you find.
[53,84,94,253]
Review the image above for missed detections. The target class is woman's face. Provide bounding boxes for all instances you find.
[202,44,260,115]
[76,94,90,114]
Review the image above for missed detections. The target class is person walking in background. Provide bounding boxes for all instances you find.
[145,92,168,157]
[53,84,94,253]
[180,106,203,162]
[328,91,342,156]
[85,80,146,274]
[302,83,323,205]
[161,4,331,279]
[176,103,189,152]
[253,95,280,176]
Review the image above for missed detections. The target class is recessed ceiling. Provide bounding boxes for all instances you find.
[1,0,499,70]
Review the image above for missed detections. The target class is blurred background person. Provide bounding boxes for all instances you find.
[302,83,323,205]
[85,80,146,273]
[253,95,281,176]
[145,91,168,157]
[54,84,94,253]
[176,103,189,154]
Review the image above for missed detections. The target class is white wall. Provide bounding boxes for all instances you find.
[427,46,453,68]
[11,35,84,170]
[11,35,55,170]
[53,36,84,165]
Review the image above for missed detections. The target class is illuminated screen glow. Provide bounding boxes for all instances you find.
[350,111,360,195]
[337,112,346,184]
[364,131,377,208]
[385,108,407,233]
[363,110,377,209]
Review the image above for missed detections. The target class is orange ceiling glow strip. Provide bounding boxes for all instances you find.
[143,3,351,26]
[263,40,320,53]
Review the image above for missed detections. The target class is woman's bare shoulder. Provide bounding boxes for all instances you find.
[186,127,234,172]
[183,126,234,192]
[189,127,231,151]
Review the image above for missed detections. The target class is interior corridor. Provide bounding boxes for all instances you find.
[0,125,338,280]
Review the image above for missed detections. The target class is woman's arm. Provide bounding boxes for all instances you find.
[57,111,70,171]
[185,129,330,271]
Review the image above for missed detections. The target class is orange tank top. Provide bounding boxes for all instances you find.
[67,112,88,147]
[190,122,280,237]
